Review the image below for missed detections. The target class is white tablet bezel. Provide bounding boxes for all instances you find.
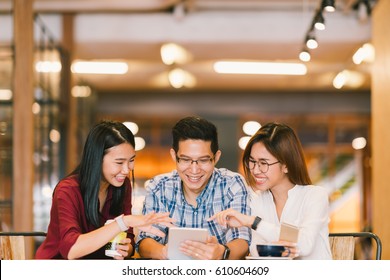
[167,227,208,260]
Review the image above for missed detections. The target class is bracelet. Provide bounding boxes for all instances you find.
[114,214,129,232]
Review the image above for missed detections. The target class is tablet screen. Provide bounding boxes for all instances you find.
[167,227,208,260]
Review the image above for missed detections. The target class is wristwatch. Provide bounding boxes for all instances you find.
[251,216,262,230]
[222,244,230,260]
[114,214,129,232]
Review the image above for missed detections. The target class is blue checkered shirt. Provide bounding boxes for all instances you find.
[136,168,251,248]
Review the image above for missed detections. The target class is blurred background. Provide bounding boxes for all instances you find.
[1,0,389,259]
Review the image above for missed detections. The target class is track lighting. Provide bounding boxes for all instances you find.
[322,0,335,13]
[299,49,311,62]
[298,0,335,61]
[313,10,325,31]
[298,0,377,90]
[361,0,372,15]
[354,0,372,22]
[306,33,318,49]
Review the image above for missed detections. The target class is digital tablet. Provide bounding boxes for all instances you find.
[167,227,208,260]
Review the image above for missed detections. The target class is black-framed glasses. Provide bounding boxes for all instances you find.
[246,159,280,173]
[176,155,214,168]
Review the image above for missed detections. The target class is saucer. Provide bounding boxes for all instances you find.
[245,256,292,260]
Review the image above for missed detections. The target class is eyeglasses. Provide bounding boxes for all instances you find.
[176,155,214,168]
[246,159,280,173]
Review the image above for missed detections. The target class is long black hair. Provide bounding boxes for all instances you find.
[71,120,135,228]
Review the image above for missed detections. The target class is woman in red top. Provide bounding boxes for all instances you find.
[36,120,173,259]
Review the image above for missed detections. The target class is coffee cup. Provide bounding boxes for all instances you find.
[256,244,288,257]
[105,219,127,257]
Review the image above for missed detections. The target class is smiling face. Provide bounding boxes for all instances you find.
[101,142,135,188]
[249,142,289,192]
[170,139,221,197]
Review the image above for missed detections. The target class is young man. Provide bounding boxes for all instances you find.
[136,116,250,260]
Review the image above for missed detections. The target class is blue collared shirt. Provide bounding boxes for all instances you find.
[136,168,251,248]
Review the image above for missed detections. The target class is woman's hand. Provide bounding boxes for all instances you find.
[124,212,175,237]
[275,240,300,259]
[207,208,254,228]
[112,238,132,260]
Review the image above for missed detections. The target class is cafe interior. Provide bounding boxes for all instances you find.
[0,0,389,259]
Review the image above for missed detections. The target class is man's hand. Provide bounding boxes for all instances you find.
[179,236,225,260]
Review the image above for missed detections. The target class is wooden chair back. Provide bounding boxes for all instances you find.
[329,235,355,260]
[0,232,46,260]
[0,235,25,259]
[329,232,382,260]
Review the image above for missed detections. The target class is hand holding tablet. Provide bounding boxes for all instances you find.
[167,227,208,260]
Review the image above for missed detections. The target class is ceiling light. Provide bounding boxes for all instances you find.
[299,49,311,62]
[168,68,195,88]
[306,34,318,49]
[238,136,251,150]
[358,1,369,22]
[123,121,139,135]
[322,0,335,12]
[355,0,372,22]
[333,70,365,89]
[352,43,375,64]
[169,68,185,88]
[313,11,325,31]
[71,61,128,74]
[161,43,190,65]
[135,137,146,151]
[333,71,347,89]
[214,61,307,75]
[242,121,261,136]
[173,2,186,20]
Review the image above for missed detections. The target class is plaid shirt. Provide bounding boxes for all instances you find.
[136,168,251,248]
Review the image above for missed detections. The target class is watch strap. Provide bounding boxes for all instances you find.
[222,244,230,260]
[115,214,129,232]
[251,216,262,230]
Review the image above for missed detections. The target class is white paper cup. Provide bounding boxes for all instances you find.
[104,219,127,257]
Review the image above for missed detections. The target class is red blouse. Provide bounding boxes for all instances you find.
[35,174,135,259]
